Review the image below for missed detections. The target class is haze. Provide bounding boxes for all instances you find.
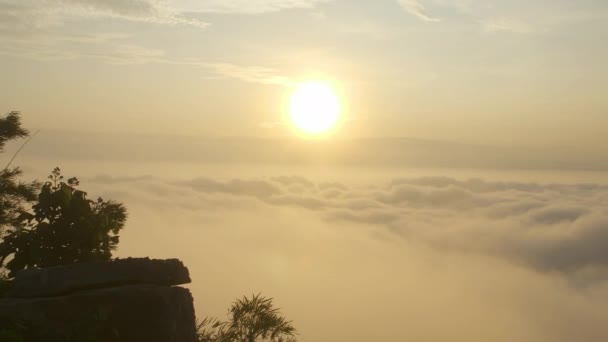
[1,1,608,341]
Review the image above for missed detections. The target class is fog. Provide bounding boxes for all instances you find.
[14,149,608,341]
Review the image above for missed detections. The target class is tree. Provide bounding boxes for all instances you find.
[0,112,38,233]
[196,317,226,342]
[197,294,297,342]
[0,168,127,277]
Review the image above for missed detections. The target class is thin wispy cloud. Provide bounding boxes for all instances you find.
[178,0,332,14]
[0,31,293,85]
[482,17,534,34]
[0,0,208,31]
[397,0,607,33]
[0,32,167,64]
[397,0,441,22]
[64,0,209,28]
[1,1,300,84]
[202,63,295,86]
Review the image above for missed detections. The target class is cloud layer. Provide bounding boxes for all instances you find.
[88,173,608,276]
[76,169,608,342]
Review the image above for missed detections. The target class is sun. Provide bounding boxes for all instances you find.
[288,81,341,134]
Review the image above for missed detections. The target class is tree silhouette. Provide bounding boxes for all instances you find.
[0,168,127,277]
[197,294,297,342]
[0,112,38,233]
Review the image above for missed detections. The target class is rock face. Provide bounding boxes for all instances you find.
[8,257,191,298]
[0,258,197,342]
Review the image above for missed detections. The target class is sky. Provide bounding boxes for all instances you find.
[1,0,607,145]
[2,1,608,341]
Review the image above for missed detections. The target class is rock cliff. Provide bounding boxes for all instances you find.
[0,258,197,342]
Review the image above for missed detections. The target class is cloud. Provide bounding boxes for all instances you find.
[482,17,534,34]
[0,33,169,64]
[33,165,606,341]
[397,0,608,33]
[0,30,296,80]
[528,206,588,224]
[202,63,295,86]
[65,0,209,28]
[180,178,282,198]
[88,173,608,276]
[0,26,293,82]
[0,0,210,63]
[177,0,332,14]
[0,0,208,31]
[0,27,299,83]
[59,0,168,18]
[397,0,441,22]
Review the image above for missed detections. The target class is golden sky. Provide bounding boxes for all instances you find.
[1,0,607,146]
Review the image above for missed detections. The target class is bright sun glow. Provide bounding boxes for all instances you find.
[289,82,341,134]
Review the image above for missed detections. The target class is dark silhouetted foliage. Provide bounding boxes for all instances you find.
[0,270,13,297]
[0,328,24,342]
[197,294,297,342]
[0,112,38,233]
[0,168,127,277]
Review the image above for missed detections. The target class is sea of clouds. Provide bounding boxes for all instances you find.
[70,169,608,342]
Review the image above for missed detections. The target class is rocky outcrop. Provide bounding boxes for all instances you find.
[0,258,197,342]
[8,257,191,298]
